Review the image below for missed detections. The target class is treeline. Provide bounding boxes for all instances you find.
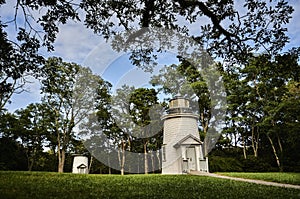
[214,51,300,172]
[1,51,300,173]
[0,57,164,174]
[1,0,299,174]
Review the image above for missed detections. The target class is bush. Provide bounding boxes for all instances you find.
[209,156,243,172]
[209,154,277,172]
[240,155,274,172]
[0,138,27,171]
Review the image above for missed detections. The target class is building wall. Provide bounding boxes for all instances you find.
[162,115,199,146]
[162,115,200,174]
[72,156,89,174]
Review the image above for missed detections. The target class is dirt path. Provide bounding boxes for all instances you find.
[189,171,300,189]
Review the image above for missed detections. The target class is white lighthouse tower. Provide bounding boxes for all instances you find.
[161,95,208,174]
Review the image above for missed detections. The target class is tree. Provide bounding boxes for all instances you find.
[81,0,293,64]
[41,57,104,172]
[92,85,163,174]
[15,103,50,171]
[220,60,263,158]
[0,112,28,170]
[79,113,113,174]
[1,1,294,74]
[85,84,135,175]
[218,63,250,158]
[0,25,43,111]
[219,50,300,171]
[276,81,300,171]
[256,52,300,171]
[0,111,18,139]
[0,0,81,111]
[129,88,161,174]
[1,0,80,51]
[104,85,136,175]
[0,137,28,170]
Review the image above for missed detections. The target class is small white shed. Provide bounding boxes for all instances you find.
[72,155,89,174]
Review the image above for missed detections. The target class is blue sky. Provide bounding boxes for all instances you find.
[1,1,300,112]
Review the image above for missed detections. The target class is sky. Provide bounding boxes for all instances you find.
[1,0,300,112]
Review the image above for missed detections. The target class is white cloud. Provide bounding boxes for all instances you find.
[51,21,103,64]
[285,0,300,49]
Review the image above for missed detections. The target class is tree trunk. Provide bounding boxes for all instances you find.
[151,151,155,173]
[251,123,259,158]
[242,135,247,159]
[57,132,66,173]
[55,109,65,173]
[144,140,148,174]
[26,148,35,171]
[108,155,111,174]
[58,148,65,173]
[277,135,283,153]
[89,156,93,174]
[121,142,125,175]
[156,150,161,172]
[28,160,34,171]
[200,110,209,156]
[267,134,282,171]
[118,140,126,175]
[117,145,121,175]
[57,149,65,173]
[277,135,284,170]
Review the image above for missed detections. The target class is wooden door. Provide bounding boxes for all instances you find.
[186,147,196,170]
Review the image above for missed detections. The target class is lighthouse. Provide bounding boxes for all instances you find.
[161,95,208,174]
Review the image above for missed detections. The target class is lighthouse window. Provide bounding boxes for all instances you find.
[170,100,178,108]
[185,100,189,107]
[162,146,166,162]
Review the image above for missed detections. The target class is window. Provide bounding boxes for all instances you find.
[184,100,189,107]
[162,145,166,162]
[170,100,178,108]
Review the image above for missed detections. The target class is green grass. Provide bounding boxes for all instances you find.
[0,171,299,199]
[217,172,300,185]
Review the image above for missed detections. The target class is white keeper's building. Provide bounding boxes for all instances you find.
[161,95,209,174]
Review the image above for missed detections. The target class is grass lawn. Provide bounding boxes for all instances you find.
[217,172,300,185]
[0,171,299,199]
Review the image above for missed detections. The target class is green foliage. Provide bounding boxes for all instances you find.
[209,156,243,172]
[40,57,109,172]
[0,138,27,171]
[0,24,44,111]
[0,0,80,51]
[0,0,294,86]
[89,85,163,174]
[15,103,51,171]
[81,0,294,64]
[240,155,273,172]
[209,149,276,172]
[0,110,60,171]
[0,172,299,199]
[220,52,300,171]
[1,0,299,174]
